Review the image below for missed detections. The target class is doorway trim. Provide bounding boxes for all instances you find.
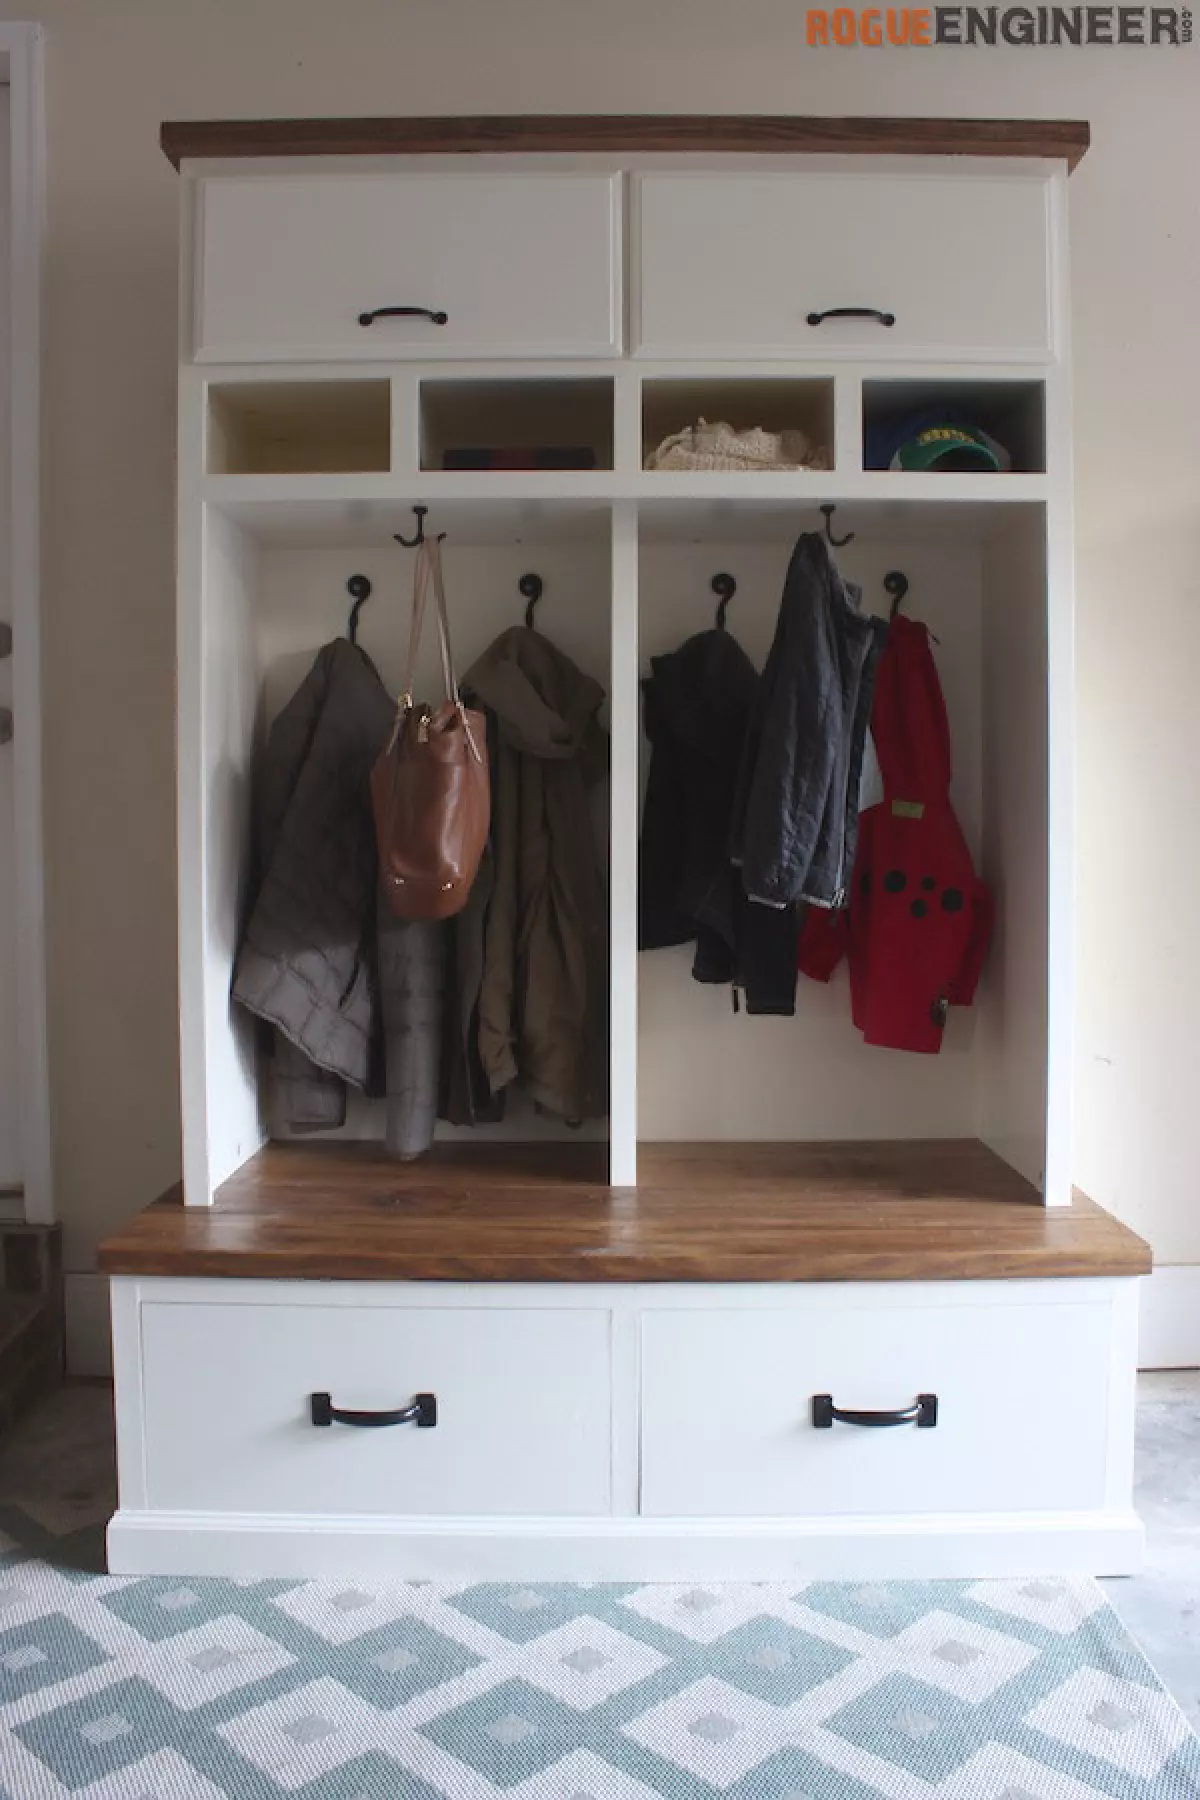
[0,24,49,1224]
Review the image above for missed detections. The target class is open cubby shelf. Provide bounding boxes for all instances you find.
[862,378,1047,474]
[419,377,615,471]
[203,373,1048,483]
[642,377,835,471]
[207,380,392,474]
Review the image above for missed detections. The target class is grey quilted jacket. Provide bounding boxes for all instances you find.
[232,638,445,1156]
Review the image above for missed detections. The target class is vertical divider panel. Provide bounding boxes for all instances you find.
[392,370,420,478]
[608,1296,641,1517]
[609,503,640,1185]
[833,371,863,474]
[613,368,644,476]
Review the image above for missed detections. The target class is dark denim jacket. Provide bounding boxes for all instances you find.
[731,533,887,911]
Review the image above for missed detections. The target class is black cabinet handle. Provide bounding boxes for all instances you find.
[310,1391,437,1429]
[806,307,896,328]
[812,1393,937,1429]
[357,306,448,328]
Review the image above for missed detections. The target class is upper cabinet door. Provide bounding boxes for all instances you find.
[635,173,1053,361]
[193,173,623,361]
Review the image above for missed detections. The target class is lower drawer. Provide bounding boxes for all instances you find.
[639,1292,1115,1518]
[139,1298,611,1516]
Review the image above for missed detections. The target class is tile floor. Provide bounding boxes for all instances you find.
[0,1372,1193,1729]
[1102,1370,1200,1730]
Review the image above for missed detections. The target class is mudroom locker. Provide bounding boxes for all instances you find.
[100,116,1151,1582]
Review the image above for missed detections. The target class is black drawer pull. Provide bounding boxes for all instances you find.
[806,307,896,328]
[357,305,448,328]
[812,1393,937,1429]
[310,1391,437,1429]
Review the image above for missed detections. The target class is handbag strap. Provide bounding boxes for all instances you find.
[400,538,458,709]
[393,538,482,763]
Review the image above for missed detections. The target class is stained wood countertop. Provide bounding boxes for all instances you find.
[159,116,1090,171]
[99,1139,1150,1285]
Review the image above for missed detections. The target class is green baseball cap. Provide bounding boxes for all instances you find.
[891,422,1011,473]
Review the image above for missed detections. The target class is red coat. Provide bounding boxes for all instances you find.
[798,613,991,1053]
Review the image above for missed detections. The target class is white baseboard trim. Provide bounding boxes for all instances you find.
[1138,1266,1200,1369]
[107,1507,1146,1582]
[65,1271,111,1378]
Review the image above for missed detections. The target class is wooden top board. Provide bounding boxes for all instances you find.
[99,1139,1149,1284]
[160,115,1090,172]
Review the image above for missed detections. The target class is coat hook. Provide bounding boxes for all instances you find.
[820,503,855,548]
[884,570,909,620]
[519,572,543,629]
[393,504,446,549]
[711,572,737,630]
[346,574,372,644]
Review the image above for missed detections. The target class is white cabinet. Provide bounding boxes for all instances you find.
[104,124,1148,1586]
[108,1277,1142,1579]
[635,173,1052,360]
[639,1295,1115,1518]
[138,1295,612,1516]
[193,174,623,362]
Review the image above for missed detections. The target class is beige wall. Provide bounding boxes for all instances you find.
[1,0,1196,1272]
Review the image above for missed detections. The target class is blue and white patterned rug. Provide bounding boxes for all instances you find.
[0,1526,1195,1798]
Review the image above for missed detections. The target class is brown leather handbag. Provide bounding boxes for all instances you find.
[371,537,490,920]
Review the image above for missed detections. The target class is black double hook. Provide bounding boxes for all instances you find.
[393,504,446,549]
[820,504,855,548]
[519,572,543,629]
[711,572,737,630]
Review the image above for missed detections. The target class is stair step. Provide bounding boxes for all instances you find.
[0,1294,64,1434]
[0,1295,45,1353]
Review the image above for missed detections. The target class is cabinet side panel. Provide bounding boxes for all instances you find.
[1040,176,1077,1207]
[978,512,1049,1190]
[610,505,639,1183]
[109,1279,147,1510]
[190,506,262,1195]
